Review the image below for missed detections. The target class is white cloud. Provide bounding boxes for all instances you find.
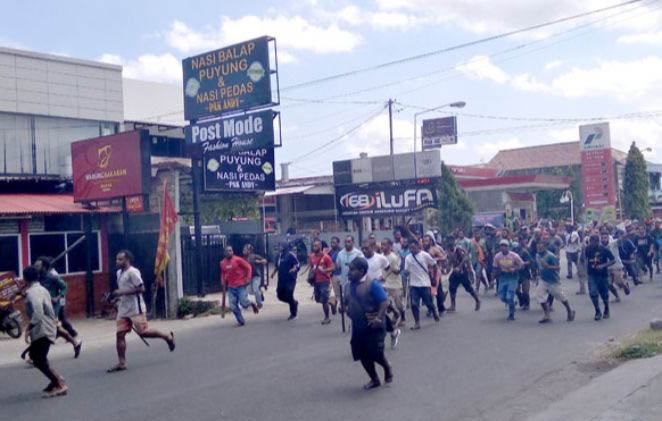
[618,31,662,45]
[335,5,363,25]
[370,12,418,29]
[550,56,662,99]
[99,53,182,84]
[609,119,662,162]
[456,55,510,84]
[510,73,550,93]
[544,60,563,71]
[164,15,361,58]
[344,114,414,157]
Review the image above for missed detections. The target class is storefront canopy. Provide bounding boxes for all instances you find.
[0,194,120,215]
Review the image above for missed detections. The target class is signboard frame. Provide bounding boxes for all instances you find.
[203,147,275,192]
[182,36,281,122]
[422,116,457,149]
[71,130,151,203]
[579,122,617,222]
[334,178,439,218]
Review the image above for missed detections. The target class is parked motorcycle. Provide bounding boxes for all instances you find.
[0,302,23,338]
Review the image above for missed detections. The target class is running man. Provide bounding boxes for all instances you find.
[635,225,655,282]
[22,266,68,398]
[328,236,342,314]
[108,250,175,373]
[603,231,630,302]
[447,244,481,313]
[535,242,575,324]
[493,240,524,321]
[243,244,266,309]
[308,239,335,325]
[221,246,259,327]
[405,239,439,329]
[346,257,393,390]
[34,257,82,358]
[271,242,300,321]
[585,234,615,321]
[335,235,364,295]
[381,238,406,329]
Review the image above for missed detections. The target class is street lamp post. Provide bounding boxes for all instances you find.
[413,101,466,153]
[560,190,574,226]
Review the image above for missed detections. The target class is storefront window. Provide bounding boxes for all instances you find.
[0,235,20,275]
[29,231,101,274]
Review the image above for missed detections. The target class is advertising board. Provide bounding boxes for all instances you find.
[335,178,438,217]
[333,151,441,185]
[182,36,272,121]
[185,109,274,156]
[203,147,275,192]
[0,272,22,306]
[422,116,457,149]
[71,130,150,203]
[579,122,617,222]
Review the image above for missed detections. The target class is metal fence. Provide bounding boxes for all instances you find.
[181,233,226,296]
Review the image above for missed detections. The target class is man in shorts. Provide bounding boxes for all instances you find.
[535,241,575,324]
[108,250,175,373]
[448,245,481,313]
[381,238,406,341]
[308,239,335,325]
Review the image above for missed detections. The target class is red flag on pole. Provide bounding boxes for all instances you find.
[154,181,178,287]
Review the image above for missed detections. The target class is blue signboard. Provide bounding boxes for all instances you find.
[203,147,275,192]
[182,36,272,121]
[422,116,457,149]
[185,109,274,156]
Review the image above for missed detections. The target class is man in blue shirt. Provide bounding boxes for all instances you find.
[346,257,392,390]
[535,241,575,324]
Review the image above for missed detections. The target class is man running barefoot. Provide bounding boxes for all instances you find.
[447,245,481,313]
[108,250,175,373]
[603,232,630,302]
[308,239,335,325]
[346,258,393,390]
[585,234,616,321]
[381,238,406,330]
[535,242,575,324]
[362,240,400,345]
[22,266,68,398]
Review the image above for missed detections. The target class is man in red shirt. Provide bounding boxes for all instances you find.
[308,239,335,325]
[221,246,259,327]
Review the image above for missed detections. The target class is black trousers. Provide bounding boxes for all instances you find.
[277,280,297,316]
[58,306,77,338]
[29,337,59,385]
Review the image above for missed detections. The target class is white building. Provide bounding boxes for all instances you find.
[0,47,123,178]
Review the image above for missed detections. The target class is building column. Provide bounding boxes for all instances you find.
[19,219,29,269]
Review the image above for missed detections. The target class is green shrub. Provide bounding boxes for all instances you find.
[177,297,219,318]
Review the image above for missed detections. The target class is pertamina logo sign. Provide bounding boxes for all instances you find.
[579,122,611,152]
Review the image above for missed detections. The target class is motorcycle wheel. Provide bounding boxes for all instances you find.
[5,319,21,339]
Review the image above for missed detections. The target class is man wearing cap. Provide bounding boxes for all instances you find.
[493,240,524,321]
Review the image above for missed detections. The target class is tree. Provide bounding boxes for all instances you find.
[436,162,473,233]
[623,141,651,220]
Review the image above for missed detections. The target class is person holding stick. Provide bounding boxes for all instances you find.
[22,265,68,398]
[107,250,175,373]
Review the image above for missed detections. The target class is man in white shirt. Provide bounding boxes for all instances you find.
[361,239,390,282]
[107,250,175,373]
[405,239,439,330]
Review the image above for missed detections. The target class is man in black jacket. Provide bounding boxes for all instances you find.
[271,241,300,321]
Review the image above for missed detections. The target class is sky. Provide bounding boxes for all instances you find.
[2,0,662,178]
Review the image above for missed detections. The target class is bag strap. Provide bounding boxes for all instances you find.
[411,253,432,282]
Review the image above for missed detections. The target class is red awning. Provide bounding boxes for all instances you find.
[0,194,121,215]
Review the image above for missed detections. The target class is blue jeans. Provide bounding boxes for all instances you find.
[228,285,251,325]
[498,276,518,316]
[410,286,436,323]
[248,276,263,306]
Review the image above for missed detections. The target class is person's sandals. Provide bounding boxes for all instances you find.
[74,340,83,359]
[42,384,68,398]
[410,324,421,331]
[538,318,552,324]
[321,319,331,325]
[107,365,127,373]
[363,379,381,390]
[567,310,576,322]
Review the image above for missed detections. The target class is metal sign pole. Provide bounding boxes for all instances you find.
[191,155,205,297]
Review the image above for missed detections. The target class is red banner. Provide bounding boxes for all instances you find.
[71,130,150,202]
[154,182,178,287]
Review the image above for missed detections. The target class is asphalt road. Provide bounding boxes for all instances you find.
[3,271,662,421]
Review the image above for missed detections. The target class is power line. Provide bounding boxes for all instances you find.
[281,0,645,92]
[283,105,388,141]
[289,105,387,163]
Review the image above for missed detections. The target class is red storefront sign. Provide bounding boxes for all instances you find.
[71,131,151,202]
[579,123,617,222]
[126,195,145,213]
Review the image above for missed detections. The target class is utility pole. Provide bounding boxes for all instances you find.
[388,99,395,180]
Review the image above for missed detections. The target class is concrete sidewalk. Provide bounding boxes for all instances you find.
[529,354,662,421]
